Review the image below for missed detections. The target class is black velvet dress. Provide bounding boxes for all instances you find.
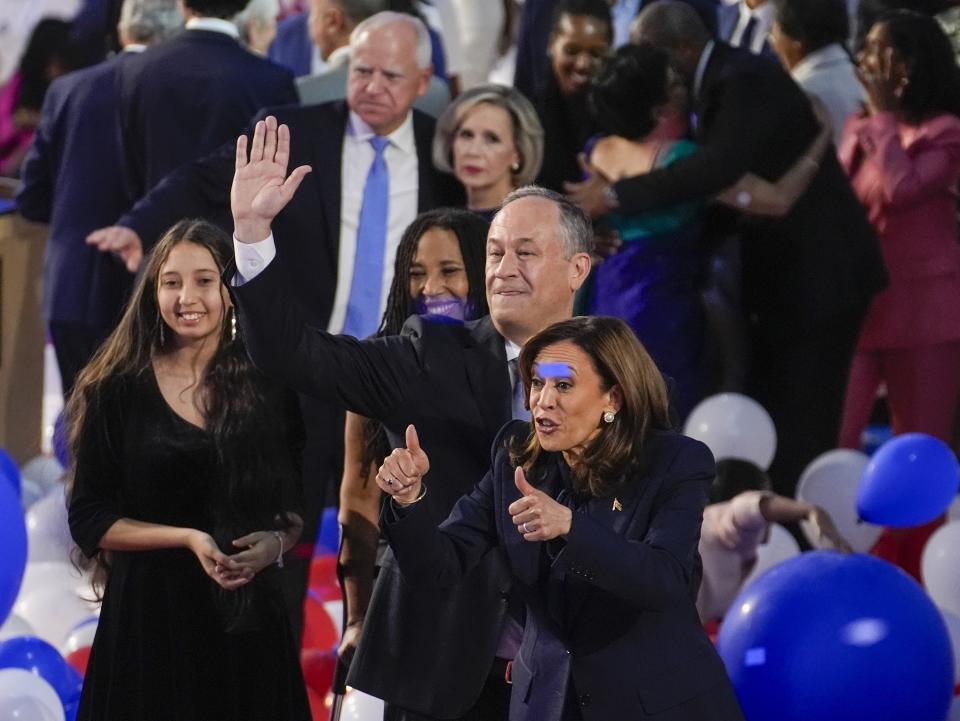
[68,370,310,721]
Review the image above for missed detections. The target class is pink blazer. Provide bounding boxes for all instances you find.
[839,111,960,349]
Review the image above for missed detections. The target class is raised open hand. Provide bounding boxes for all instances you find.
[231,115,312,243]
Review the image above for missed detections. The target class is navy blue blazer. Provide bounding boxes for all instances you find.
[268,12,312,77]
[117,29,297,198]
[384,421,744,721]
[17,53,137,326]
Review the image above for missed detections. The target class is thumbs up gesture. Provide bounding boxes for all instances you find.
[508,467,573,541]
[376,424,431,505]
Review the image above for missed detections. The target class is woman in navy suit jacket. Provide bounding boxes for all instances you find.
[377,316,744,721]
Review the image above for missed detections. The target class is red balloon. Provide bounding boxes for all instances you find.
[308,555,341,601]
[306,685,329,721]
[302,591,339,651]
[301,647,337,698]
[65,646,91,677]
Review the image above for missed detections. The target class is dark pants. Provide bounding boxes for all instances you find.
[384,659,512,721]
[49,321,112,397]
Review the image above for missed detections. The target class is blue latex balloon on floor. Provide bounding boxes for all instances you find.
[717,552,954,721]
[0,481,27,625]
[856,433,960,527]
[315,506,339,556]
[0,448,19,498]
[0,636,83,704]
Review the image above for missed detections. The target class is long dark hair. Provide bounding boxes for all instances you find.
[590,43,673,140]
[511,316,671,497]
[67,220,297,627]
[360,209,489,473]
[878,10,960,122]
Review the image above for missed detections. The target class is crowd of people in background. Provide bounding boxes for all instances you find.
[3,0,960,718]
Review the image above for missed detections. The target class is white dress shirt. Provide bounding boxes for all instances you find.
[791,44,865,147]
[729,1,774,55]
[185,16,240,39]
[233,112,419,308]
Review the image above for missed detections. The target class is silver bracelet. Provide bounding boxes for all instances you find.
[272,530,285,568]
[391,483,428,509]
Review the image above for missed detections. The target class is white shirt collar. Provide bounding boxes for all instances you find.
[693,40,715,99]
[791,43,850,82]
[347,110,416,155]
[504,339,521,362]
[737,0,775,25]
[326,45,351,69]
[123,44,147,53]
[185,17,240,39]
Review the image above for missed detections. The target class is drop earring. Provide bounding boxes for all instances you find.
[603,411,616,423]
[230,309,237,341]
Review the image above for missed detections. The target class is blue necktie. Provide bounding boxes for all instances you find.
[344,136,390,338]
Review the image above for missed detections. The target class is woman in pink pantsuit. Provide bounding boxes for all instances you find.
[838,10,960,579]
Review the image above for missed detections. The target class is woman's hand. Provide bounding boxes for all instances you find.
[231,115,312,243]
[188,530,252,590]
[807,506,854,553]
[229,530,285,575]
[376,425,430,505]
[508,467,573,541]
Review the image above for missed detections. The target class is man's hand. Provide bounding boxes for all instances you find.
[592,227,623,264]
[376,425,430,505]
[232,115,312,243]
[508,467,572,541]
[564,153,614,218]
[86,225,143,273]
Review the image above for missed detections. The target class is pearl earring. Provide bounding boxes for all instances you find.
[511,162,520,173]
[603,411,616,424]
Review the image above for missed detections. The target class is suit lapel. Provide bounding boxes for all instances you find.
[315,102,348,257]
[464,317,512,438]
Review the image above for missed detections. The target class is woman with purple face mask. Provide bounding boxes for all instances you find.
[334,208,489,672]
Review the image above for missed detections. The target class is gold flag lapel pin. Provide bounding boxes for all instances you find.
[612,498,623,512]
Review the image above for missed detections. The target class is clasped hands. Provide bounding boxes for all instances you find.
[189,528,283,591]
[376,425,572,541]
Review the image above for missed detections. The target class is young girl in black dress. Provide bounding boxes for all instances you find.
[67,219,310,720]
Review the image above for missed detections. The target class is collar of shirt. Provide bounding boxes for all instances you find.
[693,40,716,100]
[185,17,240,39]
[733,1,774,52]
[504,338,521,363]
[326,45,351,70]
[791,43,850,82]
[347,110,415,155]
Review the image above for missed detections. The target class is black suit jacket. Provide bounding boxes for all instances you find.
[119,101,460,327]
[231,257,512,717]
[117,29,296,198]
[613,43,886,330]
[17,53,136,327]
[384,421,744,721]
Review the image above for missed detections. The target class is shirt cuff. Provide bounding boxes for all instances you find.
[232,232,277,286]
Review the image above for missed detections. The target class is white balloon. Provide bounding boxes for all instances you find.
[26,485,74,564]
[60,616,98,656]
[796,448,883,553]
[949,696,960,721]
[20,456,65,492]
[948,494,960,522]
[18,561,88,601]
[939,610,960,685]
[0,613,34,641]
[742,523,800,589]
[683,393,777,470]
[923,521,960,618]
[323,599,343,643]
[20,479,45,511]
[0,668,65,721]
[341,690,384,721]
[14,584,99,648]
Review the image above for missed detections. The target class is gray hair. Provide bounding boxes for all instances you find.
[118,0,183,44]
[630,0,710,49]
[433,83,545,188]
[350,11,432,69]
[233,0,279,33]
[498,186,593,259]
[337,0,387,26]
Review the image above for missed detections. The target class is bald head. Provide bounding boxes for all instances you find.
[630,1,710,79]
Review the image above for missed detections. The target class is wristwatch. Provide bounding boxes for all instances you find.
[603,184,620,210]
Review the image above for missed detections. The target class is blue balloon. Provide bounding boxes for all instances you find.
[717,552,954,721]
[0,636,83,704]
[0,448,19,498]
[856,433,960,527]
[53,412,70,470]
[315,506,339,556]
[0,481,27,625]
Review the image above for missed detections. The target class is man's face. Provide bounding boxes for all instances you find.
[347,23,431,135]
[307,0,337,60]
[485,197,590,344]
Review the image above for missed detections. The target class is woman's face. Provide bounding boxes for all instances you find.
[157,241,229,348]
[409,227,471,320]
[857,22,907,86]
[548,13,611,97]
[529,340,620,457]
[452,102,520,201]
